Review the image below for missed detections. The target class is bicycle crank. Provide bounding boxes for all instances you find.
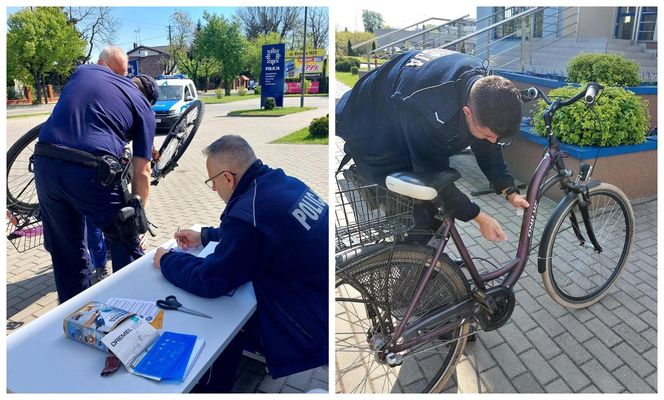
[475,286,516,332]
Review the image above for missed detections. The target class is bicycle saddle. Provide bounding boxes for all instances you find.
[385,169,461,201]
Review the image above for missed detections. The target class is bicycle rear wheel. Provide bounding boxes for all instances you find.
[152,100,204,184]
[539,183,635,308]
[336,244,470,393]
[7,123,42,215]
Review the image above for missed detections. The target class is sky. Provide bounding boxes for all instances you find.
[334,5,478,32]
[7,7,238,57]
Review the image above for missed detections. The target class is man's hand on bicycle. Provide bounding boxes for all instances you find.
[507,193,529,209]
[473,211,508,241]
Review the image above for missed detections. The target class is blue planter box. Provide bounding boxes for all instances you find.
[504,126,657,200]
[519,125,657,159]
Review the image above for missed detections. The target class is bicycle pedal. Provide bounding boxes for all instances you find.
[473,290,497,314]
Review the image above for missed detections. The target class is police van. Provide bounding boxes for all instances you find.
[153,74,198,132]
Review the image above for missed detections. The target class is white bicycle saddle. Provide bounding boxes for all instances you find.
[385,169,461,200]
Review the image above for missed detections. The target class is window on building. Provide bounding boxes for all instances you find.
[493,7,543,39]
[638,7,657,41]
[615,7,637,40]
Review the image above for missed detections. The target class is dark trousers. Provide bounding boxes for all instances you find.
[34,157,143,303]
[193,314,262,393]
[85,216,107,269]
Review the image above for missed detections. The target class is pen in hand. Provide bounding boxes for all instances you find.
[176,226,182,248]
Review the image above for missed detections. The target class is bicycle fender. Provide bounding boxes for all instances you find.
[537,180,601,274]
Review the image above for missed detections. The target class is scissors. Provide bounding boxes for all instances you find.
[156,295,212,319]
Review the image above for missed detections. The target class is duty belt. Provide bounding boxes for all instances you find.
[34,142,107,168]
[34,142,126,187]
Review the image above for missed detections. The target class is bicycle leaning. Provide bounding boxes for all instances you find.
[335,82,635,393]
[5,100,205,252]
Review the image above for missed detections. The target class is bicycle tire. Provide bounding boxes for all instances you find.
[539,183,634,308]
[336,243,470,393]
[6,123,42,215]
[151,100,204,184]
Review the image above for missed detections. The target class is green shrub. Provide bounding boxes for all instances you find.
[264,97,276,110]
[532,85,649,146]
[308,114,329,138]
[350,66,359,75]
[254,85,261,95]
[7,86,18,100]
[567,53,641,86]
[215,88,224,99]
[336,60,351,72]
[238,86,247,96]
[344,57,361,68]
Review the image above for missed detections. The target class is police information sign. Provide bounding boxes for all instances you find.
[128,60,139,77]
[260,44,285,108]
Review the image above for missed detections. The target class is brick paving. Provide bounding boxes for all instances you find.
[5,96,329,393]
[334,115,657,393]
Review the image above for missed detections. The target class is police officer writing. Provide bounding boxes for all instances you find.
[34,46,158,303]
[152,135,328,392]
[336,48,529,241]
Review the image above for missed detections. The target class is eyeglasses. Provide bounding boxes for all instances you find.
[481,131,513,147]
[204,170,236,188]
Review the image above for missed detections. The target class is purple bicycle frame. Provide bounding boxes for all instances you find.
[388,140,566,353]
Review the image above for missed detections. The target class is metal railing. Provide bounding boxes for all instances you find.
[356,16,476,70]
[349,6,655,80]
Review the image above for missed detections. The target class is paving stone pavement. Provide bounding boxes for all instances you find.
[5,96,330,393]
[334,136,657,393]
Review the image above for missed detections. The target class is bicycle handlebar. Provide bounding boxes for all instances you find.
[521,82,603,126]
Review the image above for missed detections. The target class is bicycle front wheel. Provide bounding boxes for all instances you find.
[539,183,635,308]
[7,123,42,214]
[152,100,204,184]
[336,244,470,393]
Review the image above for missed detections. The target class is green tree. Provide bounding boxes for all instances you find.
[198,12,247,95]
[347,39,354,56]
[7,7,86,103]
[175,19,221,91]
[361,10,384,33]
[244,32,283,84]
[335,30,374,57]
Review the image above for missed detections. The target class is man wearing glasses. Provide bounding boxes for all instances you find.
[336,48,528,242]
[152,135,328,392]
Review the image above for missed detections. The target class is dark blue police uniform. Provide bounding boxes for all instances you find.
[34,64,155,303]
[336,49,516,222]
[160,160,328,387]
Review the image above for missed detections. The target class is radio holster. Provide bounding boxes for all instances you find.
[114,151,156,242]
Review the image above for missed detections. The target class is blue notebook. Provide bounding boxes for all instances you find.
[132,331,198,381]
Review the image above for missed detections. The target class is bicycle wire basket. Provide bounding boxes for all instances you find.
[335,165,415,251]
[6,207,43,253]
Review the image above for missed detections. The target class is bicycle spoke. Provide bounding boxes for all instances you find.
[546,188,631,304]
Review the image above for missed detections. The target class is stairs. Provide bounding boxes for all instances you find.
[486,37,657,81]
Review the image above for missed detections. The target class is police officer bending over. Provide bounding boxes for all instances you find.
[337,48,529,241]
[153,135,328,392]
[34,46,158,303]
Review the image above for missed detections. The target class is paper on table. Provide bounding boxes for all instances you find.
[107,298,164,329]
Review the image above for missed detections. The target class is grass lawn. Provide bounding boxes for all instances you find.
[271,126,328,145]
[336,72,359,88]
[7,112,52,119]
[200,94,260,104]
[228,107,315,117]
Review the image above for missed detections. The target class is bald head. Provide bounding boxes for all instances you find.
[98,46,128,76]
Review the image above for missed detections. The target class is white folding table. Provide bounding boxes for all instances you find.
[6,234,256,393]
